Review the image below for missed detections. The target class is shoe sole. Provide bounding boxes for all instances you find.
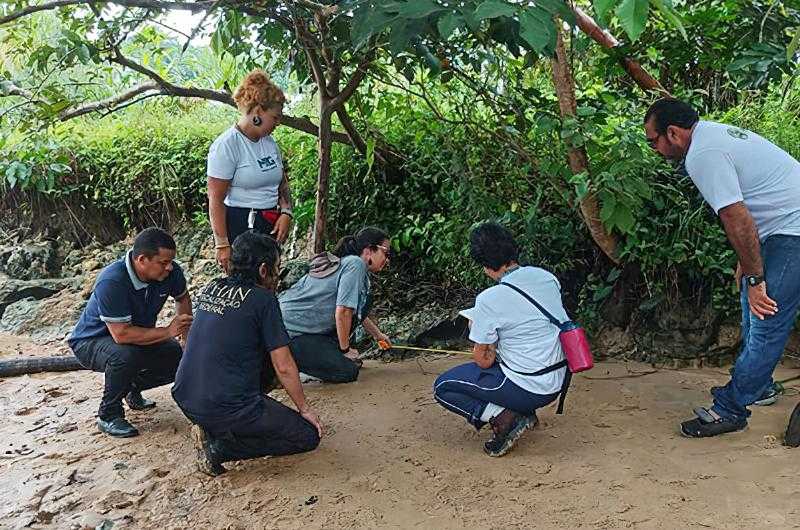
[97,424,138,438]
[680,423,747,438]
[784,403,800,447]
[191,425,225,476]
[753,395,778,407]
[485,416,532,457]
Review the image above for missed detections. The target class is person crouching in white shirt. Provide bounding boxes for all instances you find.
[433,222,569,457]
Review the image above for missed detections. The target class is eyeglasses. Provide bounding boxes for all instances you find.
[376,244,392,259]
[646,132,662,149]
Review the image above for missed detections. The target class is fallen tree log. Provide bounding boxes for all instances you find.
[0,355,86,377]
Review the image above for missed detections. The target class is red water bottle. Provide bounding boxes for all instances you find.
[559,321,594,373]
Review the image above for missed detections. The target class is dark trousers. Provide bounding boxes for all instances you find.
[434,362,559,429]
[71,335,182,420]
[288,334,360,383]
[204,397,320,463]
[226,205,276,245]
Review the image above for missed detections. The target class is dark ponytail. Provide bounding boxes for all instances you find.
[333,227,389,258]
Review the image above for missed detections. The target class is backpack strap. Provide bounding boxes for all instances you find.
[499,281,563,328]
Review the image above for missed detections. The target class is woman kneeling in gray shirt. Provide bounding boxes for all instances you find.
[279,227,393,383]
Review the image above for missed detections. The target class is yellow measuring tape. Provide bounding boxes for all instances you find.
[379,341,472,356]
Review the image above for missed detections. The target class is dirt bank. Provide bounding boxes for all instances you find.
[2,336,799,529]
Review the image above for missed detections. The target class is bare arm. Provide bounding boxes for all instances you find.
[362,316,384,340]
[718,202,763,276]
[270,345,323,437]
[334,306,354,351]
[208,176,232,269]
[207,176,231,243]
[719,201,777,319]
[175,292,192,316]
[472,343,496,369]
[106,315,191,346]
[278,169,293,210]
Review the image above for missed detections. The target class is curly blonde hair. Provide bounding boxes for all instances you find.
[233,70,286,114]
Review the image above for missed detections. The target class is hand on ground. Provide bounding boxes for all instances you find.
[300,406,324,438]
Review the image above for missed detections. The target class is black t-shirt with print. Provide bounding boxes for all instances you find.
[172,277,289,431]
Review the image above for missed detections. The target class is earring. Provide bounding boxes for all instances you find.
[252,115,263,126]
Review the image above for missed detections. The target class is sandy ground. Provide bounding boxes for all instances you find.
[2,335,800,530]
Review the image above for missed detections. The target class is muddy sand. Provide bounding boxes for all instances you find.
[2,340,800,529]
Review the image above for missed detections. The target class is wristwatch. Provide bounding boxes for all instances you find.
[745,274,764,287]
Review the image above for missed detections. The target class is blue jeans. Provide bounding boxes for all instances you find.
[433,362,558,429]
[712,235,800,422]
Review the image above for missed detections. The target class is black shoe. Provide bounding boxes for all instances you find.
[125,390,156,411]
[680,407,747,438]
[784,402,800,447]
[97,417,139,438]
[483,409,533,457]
[191,424,226,476]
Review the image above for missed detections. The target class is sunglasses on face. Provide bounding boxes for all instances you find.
[376,244,392,259]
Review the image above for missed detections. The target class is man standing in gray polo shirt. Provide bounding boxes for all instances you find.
[643,99,800,440]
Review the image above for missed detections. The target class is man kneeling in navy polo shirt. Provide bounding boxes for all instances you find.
[68,227,193,438]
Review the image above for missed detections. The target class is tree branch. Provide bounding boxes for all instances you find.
[0,0,214,25]
[329,52,372,110]
[58,82,160,120]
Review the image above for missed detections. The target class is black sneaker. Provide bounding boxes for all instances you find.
[784,402,800,447]
[680,407,747,438]
[191,424,226,476]
[125,390,156,410]
[483,409,534,457]
[97,417,139,438]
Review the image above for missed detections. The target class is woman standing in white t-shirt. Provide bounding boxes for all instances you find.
[207,70,294,271]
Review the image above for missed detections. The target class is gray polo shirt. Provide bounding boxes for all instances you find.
[278,255,370,338]
[685,120,800,241]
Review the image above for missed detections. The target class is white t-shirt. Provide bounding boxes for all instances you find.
[207,127,284,209]
[459,266,567,395]
[685,121,800,241]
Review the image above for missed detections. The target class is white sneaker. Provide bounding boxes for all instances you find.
[298,372,323,384]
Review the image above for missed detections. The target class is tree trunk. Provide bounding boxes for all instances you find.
[571,6,671,97]
[550,28,620,264]
[313,103,334,254]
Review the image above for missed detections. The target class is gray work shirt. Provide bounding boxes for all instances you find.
[278,255,370,338]
[685,120,800,241]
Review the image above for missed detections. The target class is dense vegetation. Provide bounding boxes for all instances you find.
[1,0,799,332]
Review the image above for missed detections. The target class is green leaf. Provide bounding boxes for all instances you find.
[593,0,618,23]
[397,0,446,19]
[788,27,800,63]
[611,204,635,233]
[536,0,576,25]
[473,0,516,21]
[437,11,464,39]
[651,0,686,40]
[519,8,556,55]
[616,0,649,42]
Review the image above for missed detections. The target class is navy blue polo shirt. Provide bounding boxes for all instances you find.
[68,251,188,348]
[172,277,289,431]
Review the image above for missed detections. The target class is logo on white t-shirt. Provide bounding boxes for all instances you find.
[727,128,748,140]
[257,156,278,171]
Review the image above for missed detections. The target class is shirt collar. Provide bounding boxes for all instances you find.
[125,250,149,291]
[498,264,521,282]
